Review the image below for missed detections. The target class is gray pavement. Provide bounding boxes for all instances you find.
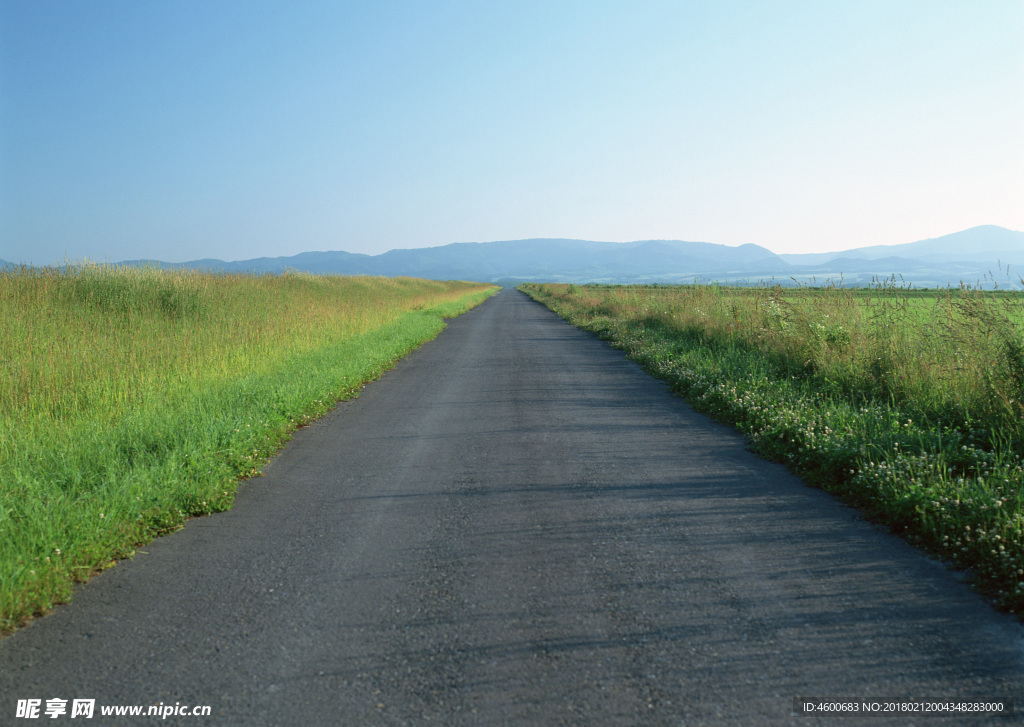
[2,288,1023,726]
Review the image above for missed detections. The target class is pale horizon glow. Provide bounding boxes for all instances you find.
[2,1,1022,266]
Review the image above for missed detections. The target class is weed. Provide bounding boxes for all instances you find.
[0,264,497,632]
[521,281,1024,615]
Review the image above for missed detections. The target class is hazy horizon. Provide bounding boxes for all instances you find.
[5,225,1023,273]
[2,2,1022,267]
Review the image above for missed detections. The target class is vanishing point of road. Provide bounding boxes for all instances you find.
[3,289,1023,725]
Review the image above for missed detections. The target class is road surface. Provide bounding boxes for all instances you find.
[3,288,1022,725]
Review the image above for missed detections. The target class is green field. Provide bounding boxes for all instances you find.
[1,264,497,632]
[522,281,1024,615]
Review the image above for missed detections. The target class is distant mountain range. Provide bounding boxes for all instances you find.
[119,238,788,283]
[5,225,1023,288]
[774,226,1024,287]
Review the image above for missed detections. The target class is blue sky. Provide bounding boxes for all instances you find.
[2,1,1022,265]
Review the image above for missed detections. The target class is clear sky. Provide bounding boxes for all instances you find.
[2,1,1022,265]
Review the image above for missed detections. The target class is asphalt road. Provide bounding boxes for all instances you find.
[3,288,1023,726]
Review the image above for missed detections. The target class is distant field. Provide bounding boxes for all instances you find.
[0,264,497,632]
[522,281,1024,615]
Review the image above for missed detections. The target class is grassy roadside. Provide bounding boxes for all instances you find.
[1,265,497,633]
[520,282,1024,616]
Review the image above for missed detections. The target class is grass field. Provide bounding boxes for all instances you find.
[0,264,497,632]
[521,280,1024,615]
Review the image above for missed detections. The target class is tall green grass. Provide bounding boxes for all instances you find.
[1,264,497,632]
[522,281,1024,615]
